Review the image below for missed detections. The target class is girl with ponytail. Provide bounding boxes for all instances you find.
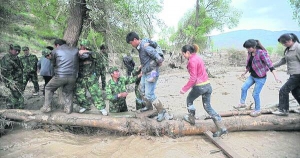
[180,44,227,137]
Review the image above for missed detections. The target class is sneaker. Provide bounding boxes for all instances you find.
[32,92,39,96]
[79,108,87,113]
[250,110,261,117]
[183,114,195,125]
[100,109,108,116]
[272,109,289,116]
[233,103,246,109]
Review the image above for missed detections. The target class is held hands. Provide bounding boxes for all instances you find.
[118,92,128,98]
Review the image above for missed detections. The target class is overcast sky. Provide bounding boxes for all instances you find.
[159,0,299,35]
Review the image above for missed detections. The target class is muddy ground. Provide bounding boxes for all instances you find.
[0,54,300,158]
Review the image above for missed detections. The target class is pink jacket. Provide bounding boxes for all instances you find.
[181,54,208,93]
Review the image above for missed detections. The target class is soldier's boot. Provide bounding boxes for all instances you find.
[213,119,228,137]
[152,99,165,122]
[140,97,153,112]
[64,104,73,114]
[136,98,145,110]
[183,104,196,125]
[40,104,52,113]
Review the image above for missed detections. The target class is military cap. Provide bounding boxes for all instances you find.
[42,49,51,56]
[80,39,90,48]
[22,46,29,51]
[108,66,119,74]
[11,44,21,51]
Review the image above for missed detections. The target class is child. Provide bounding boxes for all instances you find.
[142,38,164,82]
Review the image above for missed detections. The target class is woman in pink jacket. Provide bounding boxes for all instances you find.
[180,44,227,137]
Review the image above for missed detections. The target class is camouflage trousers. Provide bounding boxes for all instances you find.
[99,67,106,90]
[109,98,128,113]
[23,71,39,92]
[135,77,145,110]
[75,75,105,110]
[7,84,24,109]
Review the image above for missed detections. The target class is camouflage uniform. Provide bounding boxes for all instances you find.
[1,44,24,109]
[99,45,109,90]
[106,67,138,113]
[19,47,39,93]
[132,67,145,110]
[75,40,105,111]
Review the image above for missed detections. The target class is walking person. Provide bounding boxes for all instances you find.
[19,46,39,95]
[37,49,54,96]
[1,44,24,109]
[272,33,300,116]
[235,39,280,117]
[40,39,79,114]
[126,32,167,122]
[180,44,227,137]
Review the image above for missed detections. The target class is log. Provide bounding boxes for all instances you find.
[1,109,300,136]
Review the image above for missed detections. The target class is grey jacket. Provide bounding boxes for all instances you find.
[273,42,300,75]
[137,39,163,74]
[52,44,79,77]
[37,56,54,76]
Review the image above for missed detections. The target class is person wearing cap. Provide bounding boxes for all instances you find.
[37,48,54,95]
[106,66,142,113]
[1,44,24,109]
[19,46,39,95]
[40,39,79,114]
[74,39,107,115]
[99,44,109,90]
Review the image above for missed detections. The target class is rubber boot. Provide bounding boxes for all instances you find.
[136,98,145,110]
[183,104,196,125]
[213,120,228,137]
[40,104,52,113]
[140,97,153,112]
[152,99,165,122]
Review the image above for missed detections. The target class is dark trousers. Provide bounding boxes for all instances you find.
[42,76,53,95]
[279,74,300,110]
[187,83,221,121]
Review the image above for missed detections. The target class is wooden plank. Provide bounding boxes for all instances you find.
[204,131,242,158]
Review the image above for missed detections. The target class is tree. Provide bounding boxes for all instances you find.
[289,0,300,26]
[171,0,241,49]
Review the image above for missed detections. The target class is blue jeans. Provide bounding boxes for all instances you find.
[140,73,158,102]
[187,83,221,121]
[240,76,266,111]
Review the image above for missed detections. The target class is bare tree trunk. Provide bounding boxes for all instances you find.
[1,109,299,136]
[63,0,87,47]
[58,0,87,104]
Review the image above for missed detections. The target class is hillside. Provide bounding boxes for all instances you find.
[211,29,300,49]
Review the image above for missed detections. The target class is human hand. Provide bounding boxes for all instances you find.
[275,78,282,83]
[180,90,185,94]
[79,50,90,55]
[118,92,128,98]
[144,43,150,47]
[138,72,142,78]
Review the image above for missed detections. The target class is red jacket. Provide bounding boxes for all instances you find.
[181,54,208,93]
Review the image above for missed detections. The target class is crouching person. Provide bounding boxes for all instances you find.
[106,67,141,113]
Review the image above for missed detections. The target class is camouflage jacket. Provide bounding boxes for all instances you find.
[1,53,23,85]
[78,51,102,77]
[19,54,38,73]
[106,76,137,103]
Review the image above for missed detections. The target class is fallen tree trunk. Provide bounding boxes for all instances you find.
[1,109,300,136]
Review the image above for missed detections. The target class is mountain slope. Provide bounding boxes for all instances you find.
[211,29,300,49]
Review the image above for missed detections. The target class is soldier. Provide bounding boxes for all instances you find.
[19,46,39,95]
[1,44,24,109]
[123,53,135,77]
[106,66,142,113]
[75,40,107,115]
[131,65,145,110]
[99,44,109,90]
